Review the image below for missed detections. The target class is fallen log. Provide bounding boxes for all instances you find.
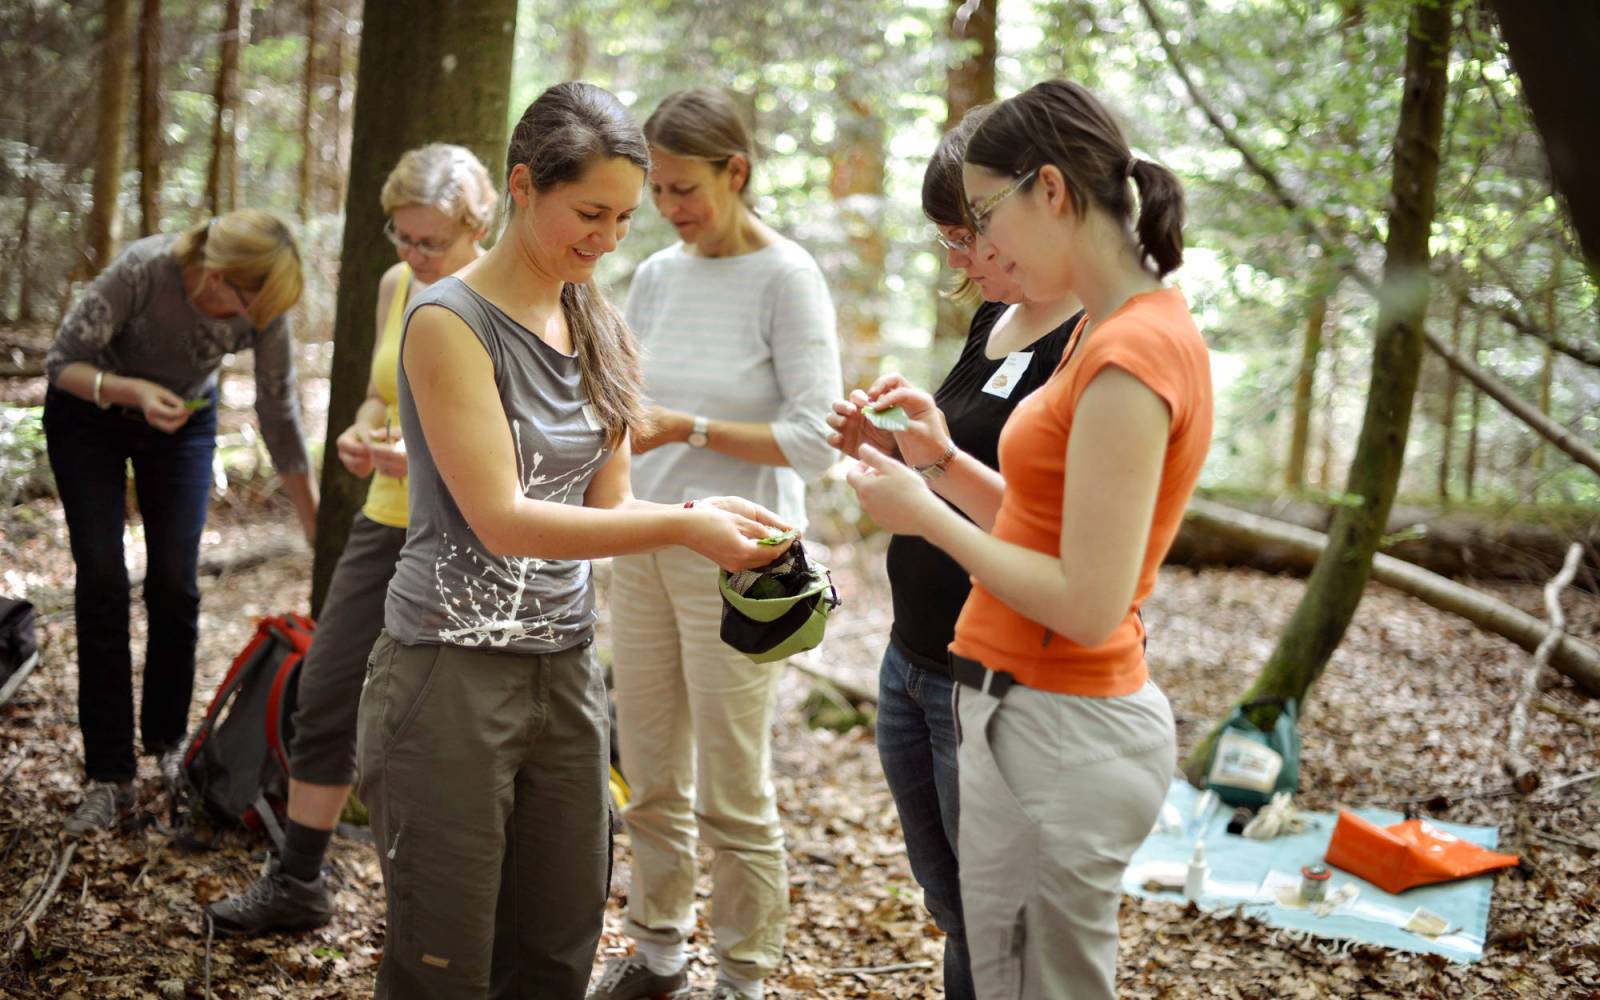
[1184,499,1600,696]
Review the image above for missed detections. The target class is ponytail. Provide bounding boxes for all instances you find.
[1128,158,1185,277]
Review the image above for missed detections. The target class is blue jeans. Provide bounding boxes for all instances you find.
[44,387,216,783]
[875,642,974,1000]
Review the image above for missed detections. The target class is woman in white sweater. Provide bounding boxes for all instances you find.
[592,87,842,1000]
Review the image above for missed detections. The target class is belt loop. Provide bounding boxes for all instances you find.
[981,669,994,696]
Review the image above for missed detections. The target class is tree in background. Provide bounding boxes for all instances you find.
[83,0,133,277]
[136,0,161,236]
[934,0,997,343]
[1187,0,1456,780]
[310,0,518,613]
[205,0,248,216]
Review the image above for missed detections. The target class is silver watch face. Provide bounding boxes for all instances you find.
[688,432,709,448]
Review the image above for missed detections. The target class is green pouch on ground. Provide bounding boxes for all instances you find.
[718,543,839,664]
[1204,696,1301,808]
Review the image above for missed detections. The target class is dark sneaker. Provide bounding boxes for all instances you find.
[588,954,689,999]
[207,864,333,936]
[64,781,135,836]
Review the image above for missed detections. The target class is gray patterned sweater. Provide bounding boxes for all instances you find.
[44,235,310,474]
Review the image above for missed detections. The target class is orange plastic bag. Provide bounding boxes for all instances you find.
[1324,810,1520,894]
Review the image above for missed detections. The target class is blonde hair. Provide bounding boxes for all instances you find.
[172,209,304,328]
[643,87,757,208]
[381,143,498,234]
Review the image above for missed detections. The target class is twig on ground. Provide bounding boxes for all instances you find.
[4,841,77,961]
[1530,828,1600,852]
[1504,543,1584,793]
[1534,768,1600,798]
[1537,698,1600,732]
[825,960,935,976]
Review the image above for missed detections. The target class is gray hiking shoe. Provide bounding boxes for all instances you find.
[63,781,135,836]
[206,863,333,936]
[588,954,689,999]
[157,746,185,793]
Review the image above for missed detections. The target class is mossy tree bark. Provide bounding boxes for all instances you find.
[310,0,518,614]
[1185,0,1457,782]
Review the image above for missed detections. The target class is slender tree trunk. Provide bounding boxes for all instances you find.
[84,0,134,277]
[329,0,354,213]
[564,15,589,81]
[137,0,162,235]
[17,22,39,323]
[1438,296,1463,501]
[206,0,248,216]
[1317,316,1339,488]
[935,0,998,343]
[1464,309,1484,499]
[829,87,888,391]
[1187,0,1455,782]
[1286,289,1328,492]
[298,0,319,220]
[1530,250,1560,482]
[312,0,517,613]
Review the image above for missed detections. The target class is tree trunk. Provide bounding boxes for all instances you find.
[1186,0,1455,783]
[311,0,518,614]
[935,0,998,343]
[1181,499,1600,697]
[1489,2,1600,275]
[1530,251,1560,483]
[1286,289,1328,492]
[1465,309,1483,498]
[1317,313,1339,488]
[828,88,888,392]
[137,0,162,236]
[16,20,39,323]
[1438,296,1463,501]
[206,0,248,216]
[298,0,319,221]
[328,0,354,214]
[84,0,134,277]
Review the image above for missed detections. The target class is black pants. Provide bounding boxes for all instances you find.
[44,387,216,783]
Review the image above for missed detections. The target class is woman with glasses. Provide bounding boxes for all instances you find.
[824,104,1081,1000]
[43,209,313,836]
[842,80,1212,999]
[207,144,495,935]
[590,86,840,1000]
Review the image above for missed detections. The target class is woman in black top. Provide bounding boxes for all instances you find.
[826,107,1082,1000]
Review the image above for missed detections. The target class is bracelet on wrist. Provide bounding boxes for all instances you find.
[914,444,957,481]
[93,370,109,410]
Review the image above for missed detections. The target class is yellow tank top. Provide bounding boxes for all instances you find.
[360,266,411,529]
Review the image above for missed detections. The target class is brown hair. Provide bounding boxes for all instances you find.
[643,87,757,208]
[504,82,650,448]
[965,80,1185,277]
[922,105,994,302]
[172,209,303,328]
[381,143,497,233]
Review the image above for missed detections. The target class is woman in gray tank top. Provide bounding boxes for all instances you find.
[354,83,793,1000]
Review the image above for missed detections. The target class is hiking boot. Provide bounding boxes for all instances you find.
[206,863,333,936]
[698,985,760,1000]
[588,954,689,999]
[158,746,186,795]
[63,781,135,836]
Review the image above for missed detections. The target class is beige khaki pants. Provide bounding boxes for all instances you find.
[610,548,787,982]
[957,680,1175,1000]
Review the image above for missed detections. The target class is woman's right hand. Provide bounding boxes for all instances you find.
[335,423,376,478]
[134,380,191,434]
[686,496,796,571]
[825,387,897,460]
[864,376,953,469]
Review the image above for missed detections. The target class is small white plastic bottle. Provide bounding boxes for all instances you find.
[1184,841,1209,901]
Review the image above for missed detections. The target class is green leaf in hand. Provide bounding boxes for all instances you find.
[863,404,910,431]
[184,398,212,411]
[758,528,798,546]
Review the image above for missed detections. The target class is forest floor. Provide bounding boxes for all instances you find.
[2,486,1599,999]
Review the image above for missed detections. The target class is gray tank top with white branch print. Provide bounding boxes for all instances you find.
[384,276,611,654]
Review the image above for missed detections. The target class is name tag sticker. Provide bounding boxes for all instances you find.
[582,403,604,433]
[982,351,1033,399]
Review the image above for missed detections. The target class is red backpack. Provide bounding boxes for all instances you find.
[179,614,314,850]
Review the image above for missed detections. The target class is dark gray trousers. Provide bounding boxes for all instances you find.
[357,630,610,999]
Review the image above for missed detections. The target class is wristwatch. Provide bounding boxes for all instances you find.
[687,415,710,449]
[914,445,957,481]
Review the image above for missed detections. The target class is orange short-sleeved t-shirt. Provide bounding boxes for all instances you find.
[950,285,1213,697]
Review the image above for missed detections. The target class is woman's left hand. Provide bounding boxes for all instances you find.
[845,443,943,537]
[631,406,687,455]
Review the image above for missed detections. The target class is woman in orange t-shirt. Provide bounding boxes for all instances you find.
[844,80,1213,999]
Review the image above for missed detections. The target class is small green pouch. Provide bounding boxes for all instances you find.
[1203,696,1301,809]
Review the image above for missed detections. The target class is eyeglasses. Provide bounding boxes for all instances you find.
[384,218,462,258]
[969,168,1037,236]
[223,277,257,312]
[932,228,976,253]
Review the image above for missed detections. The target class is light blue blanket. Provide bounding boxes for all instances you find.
[1122,779,1505,962]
